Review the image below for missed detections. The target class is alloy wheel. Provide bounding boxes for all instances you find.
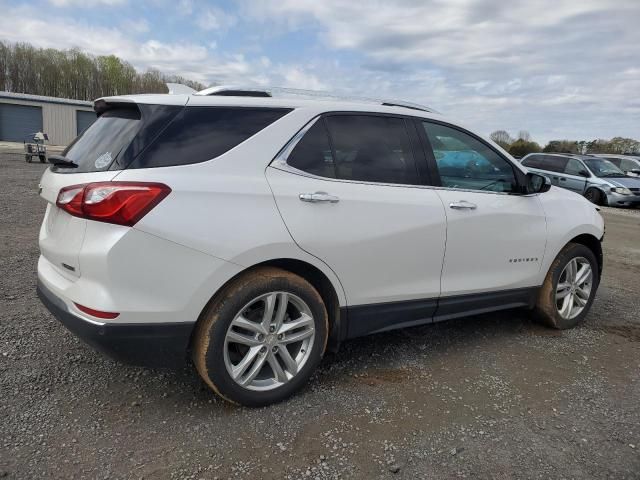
[555,257,593,320]
[223,292,315,391]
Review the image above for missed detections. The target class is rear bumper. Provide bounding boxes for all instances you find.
[37,280,194,368]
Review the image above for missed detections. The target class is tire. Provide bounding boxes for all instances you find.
[39,155,47,163]
[192,267,329,407]
[25,155,32,163]
[584,188,604,206]
[534,243,599,329]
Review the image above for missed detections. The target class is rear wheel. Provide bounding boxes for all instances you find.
[25,154,32,163]
[192,267,328,407]
[584,188,604,206]
[39,155,47,163]
[534,243,599,329]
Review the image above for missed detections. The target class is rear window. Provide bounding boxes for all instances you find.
[56,105,290,173]
[59,108,144,174]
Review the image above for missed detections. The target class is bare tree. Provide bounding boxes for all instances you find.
[0,41,207,100]
[490,130,513,149]
[517,130,531,141]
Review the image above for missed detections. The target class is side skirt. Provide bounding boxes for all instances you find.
[342,287,538,340]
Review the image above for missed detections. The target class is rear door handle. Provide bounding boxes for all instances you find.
[559,177,567,182]
[299,192,340,203]
[449,200,477,210]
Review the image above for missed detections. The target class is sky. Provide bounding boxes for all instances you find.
[1,0,638,144]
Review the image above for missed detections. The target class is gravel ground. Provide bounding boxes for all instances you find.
[1,152,639,479]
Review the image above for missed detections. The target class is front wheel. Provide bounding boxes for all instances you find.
[192,267,328,407]
[584,188,604,206]
[534,243,599,329]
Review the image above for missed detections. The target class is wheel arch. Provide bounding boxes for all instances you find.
[568,233,603,279]
[191,258,346,354]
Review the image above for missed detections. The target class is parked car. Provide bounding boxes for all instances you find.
[589,154,640,177]
[520,153,640,207]
[37,87,604,406]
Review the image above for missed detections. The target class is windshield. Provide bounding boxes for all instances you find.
[583,158,626,178]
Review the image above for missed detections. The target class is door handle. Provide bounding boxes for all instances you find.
[449,200,477,210]
[559,177,566,182]
[552,176,559,180]
[299,192,340,203]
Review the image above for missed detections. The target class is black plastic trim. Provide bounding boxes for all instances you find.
[37,280,194,368]
[342,287,538,340]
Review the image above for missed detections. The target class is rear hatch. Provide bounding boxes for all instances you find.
[38,99,184,279]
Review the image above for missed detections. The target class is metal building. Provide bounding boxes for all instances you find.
[0,91,96,146]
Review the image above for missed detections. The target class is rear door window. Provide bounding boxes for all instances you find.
[324,115,420,185]
[543,156,568,173]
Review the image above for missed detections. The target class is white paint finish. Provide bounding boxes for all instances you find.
[266,167,447,305]
[435,190,548,296]
[535,186,604,282]
[38,167,119,278]
[36,92,605,333]
[38,226,244,325]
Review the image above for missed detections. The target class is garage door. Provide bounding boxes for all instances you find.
[0,104,43,142]
[76,110,96,135]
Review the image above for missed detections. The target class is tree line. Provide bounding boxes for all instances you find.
[490,130,640,158]
[0,41,207,101]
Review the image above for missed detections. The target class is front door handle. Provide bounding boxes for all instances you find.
[449,200,477,210]
[299,192,340,203]
[559,177,567,182]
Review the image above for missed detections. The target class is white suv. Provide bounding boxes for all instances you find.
[37,87,605,406]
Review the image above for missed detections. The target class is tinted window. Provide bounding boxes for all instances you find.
[422,122,517,193]
[564,158,586,176]
[540,156,568,173]
[325,115,419,185]
[132,107,291,169]
[522,155,545,169]
[59,108,143,174]
[287,120,336,178]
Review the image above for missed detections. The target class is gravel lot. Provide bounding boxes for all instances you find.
[1,152,639,479]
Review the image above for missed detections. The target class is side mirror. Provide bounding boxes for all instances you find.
[526,172,551,194]
[578,169,590,178]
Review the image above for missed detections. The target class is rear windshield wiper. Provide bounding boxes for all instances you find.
[48,155,79,168]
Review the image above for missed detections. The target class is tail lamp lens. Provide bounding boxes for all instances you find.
[56,182,171,226]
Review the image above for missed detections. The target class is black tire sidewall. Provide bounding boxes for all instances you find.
[202,273,328,407]
[544,244,599,329]
[585,188,601,205]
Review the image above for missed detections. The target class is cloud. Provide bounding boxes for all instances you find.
[48,0,126,6]
[244,0,640,143]
[195,7,237,31]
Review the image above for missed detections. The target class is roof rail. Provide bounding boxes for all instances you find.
[194,85,440,113]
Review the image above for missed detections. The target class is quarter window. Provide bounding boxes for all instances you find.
[130,107,291,169]
[287,120,336,178]
[422,122,517,193]
[325,115,420,185]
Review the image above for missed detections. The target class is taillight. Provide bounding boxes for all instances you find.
[56,182,171,226]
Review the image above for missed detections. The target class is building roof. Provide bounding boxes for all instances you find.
[0,91,93,107]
